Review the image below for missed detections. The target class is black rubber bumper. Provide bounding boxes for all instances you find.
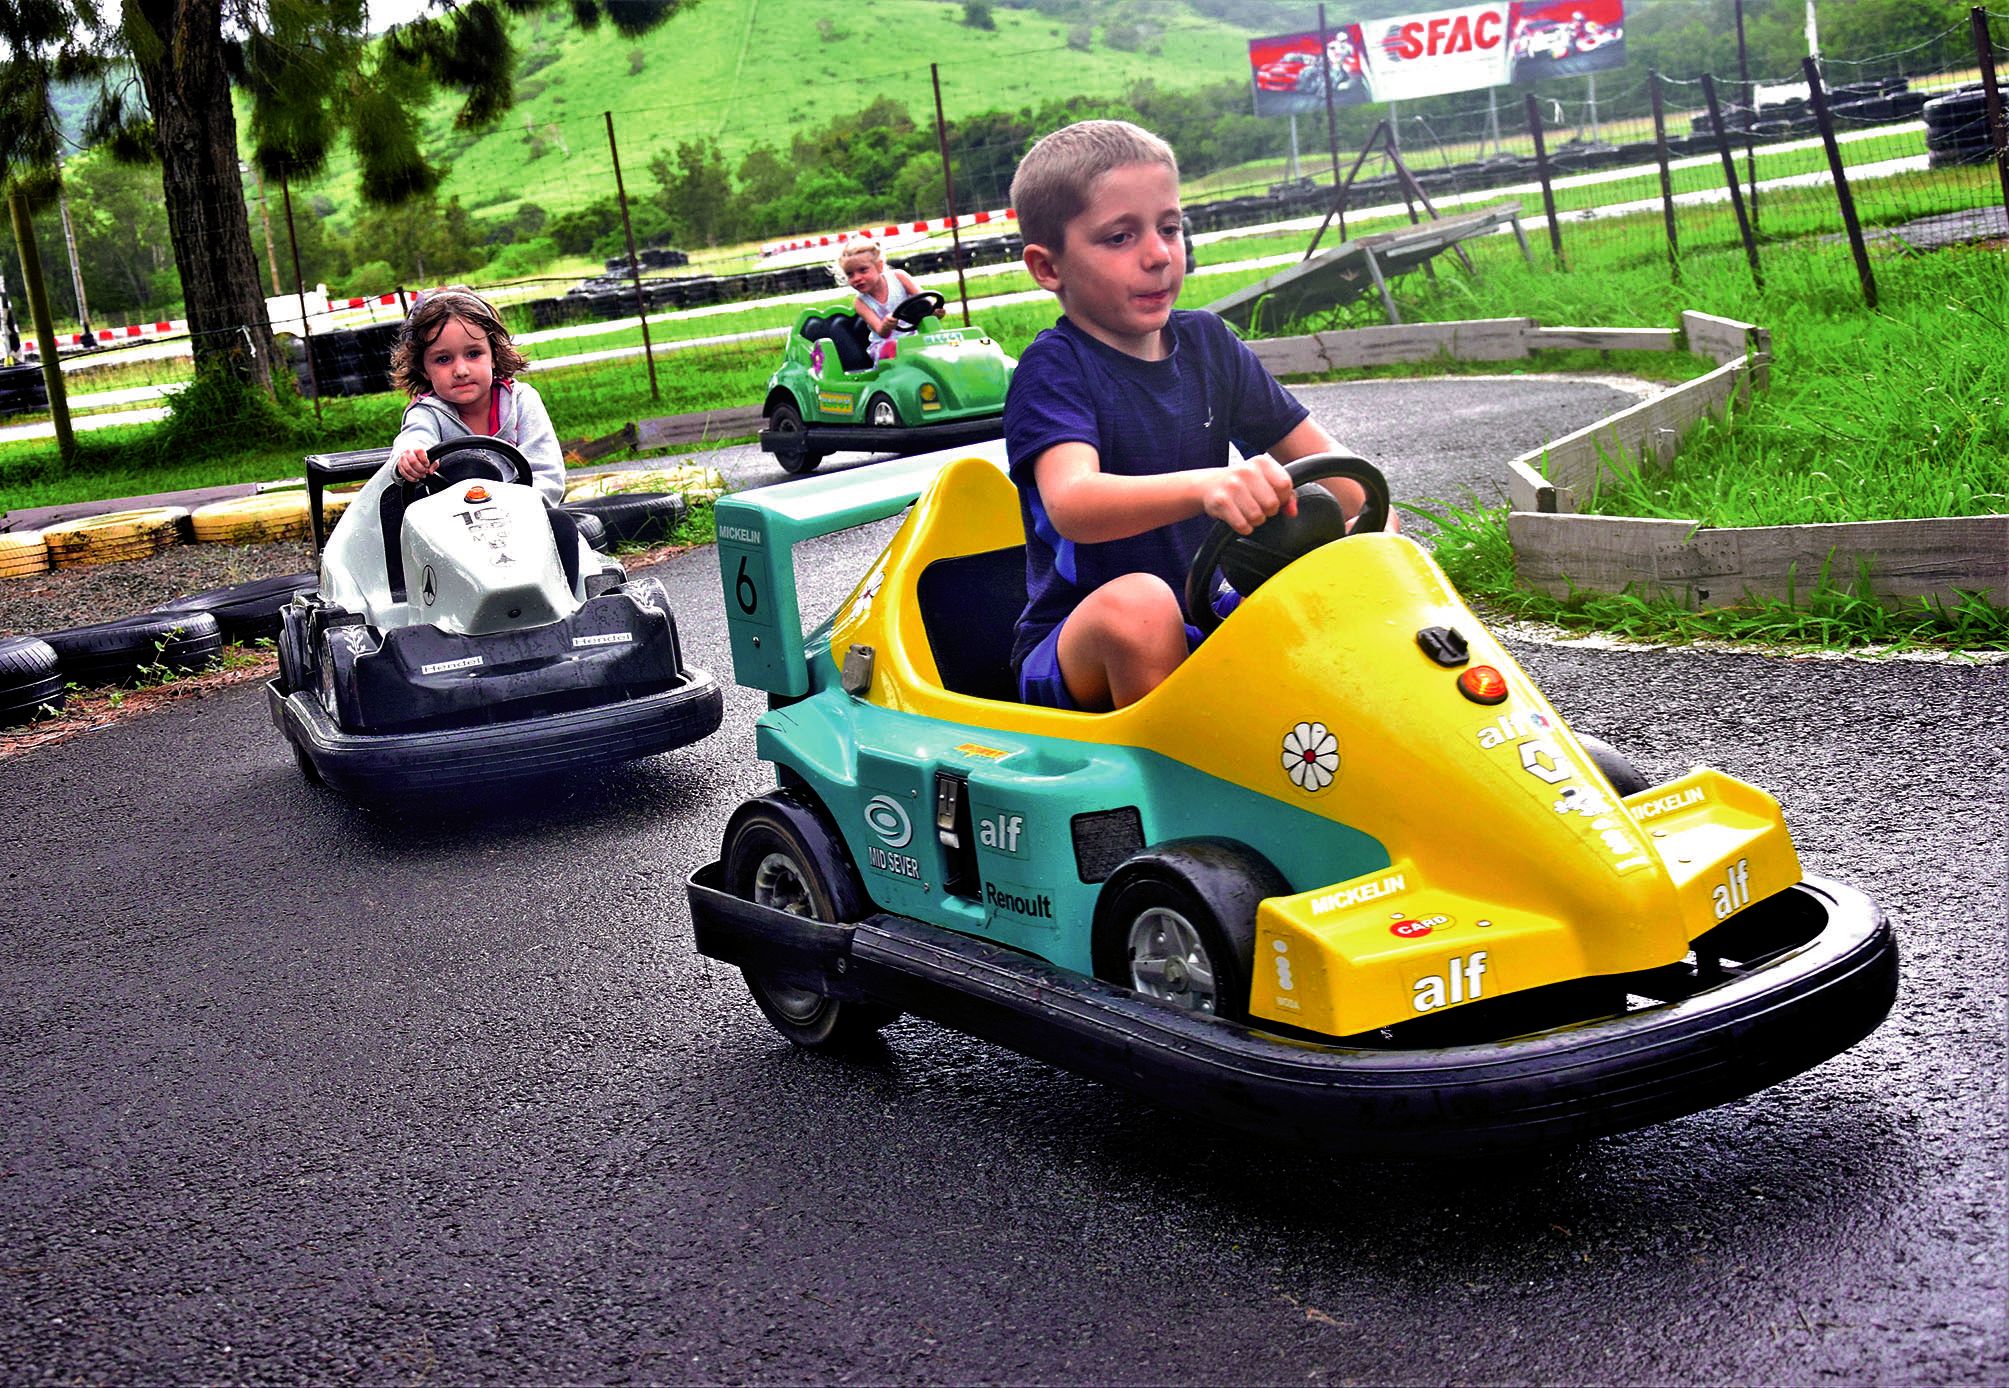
[270,668,722,798]
[759,414,1003,459]
[688,867,1898,1155]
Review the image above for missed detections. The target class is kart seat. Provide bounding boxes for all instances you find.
[916,545,1027,703]
[804,313,873,374]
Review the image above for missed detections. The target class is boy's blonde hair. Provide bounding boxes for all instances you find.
[1010,119,1179,254]
[389,285,527,397]
[834,237,886,280]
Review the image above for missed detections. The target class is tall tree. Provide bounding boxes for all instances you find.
[0,0,690,391]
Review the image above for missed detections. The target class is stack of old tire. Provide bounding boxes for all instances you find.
[0,361,49,419]
[1923,85,1996,168]
[292,320,404,398]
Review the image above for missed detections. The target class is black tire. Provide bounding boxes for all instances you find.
[722,794,899,1049]
[37,612,224,688]
[866,393,900,429]
[153,571,319,644]
[0,635,65,727]
[275,601,320,697]
[766,401,822,476]
[568,509,610,552]
[562,492,689,546]
[1092,841,1286,1023]
[1577,734,1651,797]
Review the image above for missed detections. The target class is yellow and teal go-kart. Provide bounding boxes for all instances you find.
[686,446,1897,1154]
[758,291,1016,476]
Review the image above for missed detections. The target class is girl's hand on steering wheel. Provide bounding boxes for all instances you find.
[394,446,438,484]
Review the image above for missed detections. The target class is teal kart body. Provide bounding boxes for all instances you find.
[758,295,1015,475]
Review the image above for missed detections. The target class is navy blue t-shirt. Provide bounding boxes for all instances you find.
[1005,310,1310,673]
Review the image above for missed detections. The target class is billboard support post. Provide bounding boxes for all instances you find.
[1524,93,1565,269]
[1317,5,1346,219]
[1701,73,1764,289]
[1649,70,1681,284]
[1802,56,1876,309]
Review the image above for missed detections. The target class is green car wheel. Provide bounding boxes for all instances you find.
[724,796,900,1048]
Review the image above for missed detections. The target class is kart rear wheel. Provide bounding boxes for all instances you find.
[766,401,822,476]
[867,394,900,428]
[723,799,899,1049]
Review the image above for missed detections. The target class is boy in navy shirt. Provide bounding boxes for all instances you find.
[1005,120,1372,712]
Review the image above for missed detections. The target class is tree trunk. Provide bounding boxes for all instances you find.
[130,0,274,390]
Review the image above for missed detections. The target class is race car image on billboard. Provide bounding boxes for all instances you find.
[1508,0,1625,82]
[1248,25,1370,117]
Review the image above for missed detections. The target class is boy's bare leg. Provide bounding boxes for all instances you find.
[1057,573,1189,711]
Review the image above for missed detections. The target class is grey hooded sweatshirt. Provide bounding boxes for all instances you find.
[390,379,565,503]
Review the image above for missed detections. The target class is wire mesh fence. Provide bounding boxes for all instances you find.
[2,6,2003,453]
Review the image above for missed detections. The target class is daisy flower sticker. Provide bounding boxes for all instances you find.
[1282,720,1339,793]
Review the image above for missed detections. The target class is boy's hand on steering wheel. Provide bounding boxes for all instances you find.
[393,445,438,484]
[1200,455,1297,535]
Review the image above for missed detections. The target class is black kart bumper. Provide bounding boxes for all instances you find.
[687,867,1897,1155]
[270,670,721,797]
[760,414,1003,459]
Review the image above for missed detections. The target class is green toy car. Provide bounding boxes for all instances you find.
[686,446,1895,1155]
[758,291,1016,475]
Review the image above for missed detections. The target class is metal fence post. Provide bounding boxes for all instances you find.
[931,63,972,326]
[1701,74,1763,289]
[605,110,660,403]
[1803,57,1876,308]
[1524,93,1565,269]
[1973,6,2009,225]
[1650,70,1680,283]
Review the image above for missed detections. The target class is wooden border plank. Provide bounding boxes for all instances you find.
[1527,327,1680,353]
[632,406,765,449]
[1681,310,1763,364]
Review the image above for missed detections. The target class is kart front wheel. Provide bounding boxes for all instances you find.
[1093,842,1283,1023]
[765,402,823,476]
[867,394,900,428]
[723,798,898,1049]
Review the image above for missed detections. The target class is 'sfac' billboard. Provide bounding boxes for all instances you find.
[1249,0,1625,116]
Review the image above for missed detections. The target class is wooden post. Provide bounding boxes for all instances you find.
[604,110,660,402]
[1701,74,1763,289]
[1650,71,1681,283]
[1524,93,1565,269]
[1802,57,1877,309]
[8,188,73,459]
[279,168,321,423]
[1973,6,2009,225]
[931,64,972,327]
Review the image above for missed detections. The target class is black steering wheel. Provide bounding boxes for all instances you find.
[890,291,946,329]
[401,435,534,501]
[1182,452,1392,634]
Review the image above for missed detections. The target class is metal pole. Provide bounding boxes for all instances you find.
[1802,56,1876,308]
[248,162,284,296]
[1587,74,1601,144]
[1650,71,1681,283]
[279,169,322,423]
[8,189,73,458]
[1318,6,1346,205]
[1735,0,1758,232]
[1524,92,1565,268]
[1972,6,2009,225]
[930,63,972,326]
[54,171,91,339]
[1701,74,1763,288]
[605,110,660,402]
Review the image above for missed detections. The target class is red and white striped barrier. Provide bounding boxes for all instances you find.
[23,319,187,356]
[330,292,409,311]
[762,207,1015,257]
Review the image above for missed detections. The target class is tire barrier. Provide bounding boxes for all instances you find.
[190,493,314,545]
[37,611,223,688]
[563,463,727,505]
[0,530,51,579]
[152,572,320,644]
[289,320,403,398]
[1923,86,1994,169]
[42,507,190,570]
[0,361,50,419]
[562,492,690,547]
[0,635,65,727]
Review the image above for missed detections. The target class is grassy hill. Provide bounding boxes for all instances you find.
[295,0,1266,232]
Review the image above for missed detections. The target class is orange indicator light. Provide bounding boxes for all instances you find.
[465,485,490,502]
[1458,665,1509,705]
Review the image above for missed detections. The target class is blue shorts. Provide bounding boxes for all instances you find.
[1016,615,1207,710]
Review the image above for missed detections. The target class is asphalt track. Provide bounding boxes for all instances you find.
[2,380,2003,1384]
